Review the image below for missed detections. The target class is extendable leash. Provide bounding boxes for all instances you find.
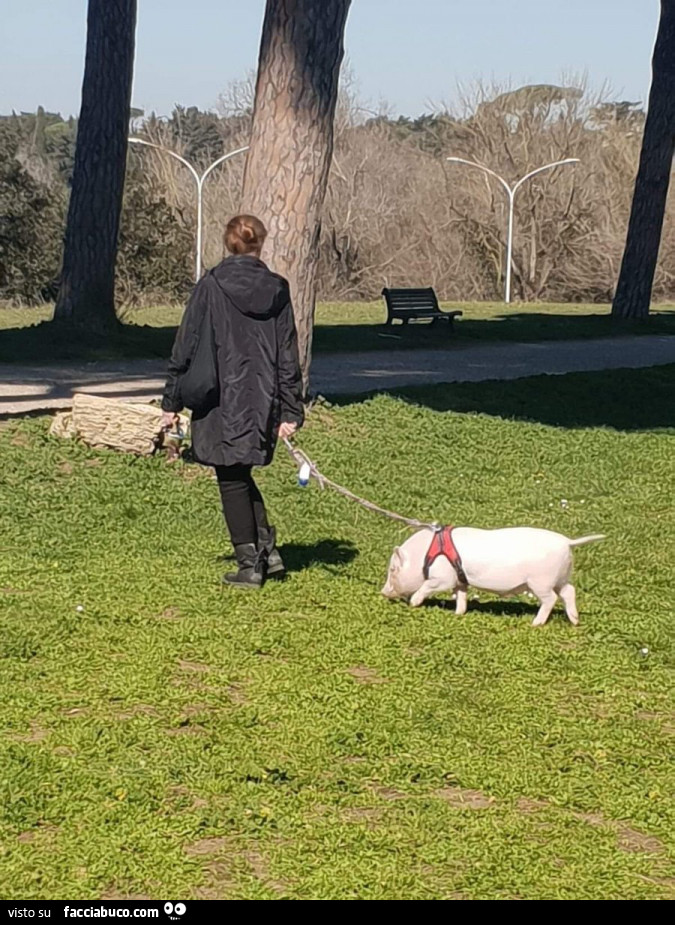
[283,438,469,587]
[282,438,438,531]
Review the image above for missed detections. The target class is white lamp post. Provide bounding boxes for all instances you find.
[129,138,249,281]
[445,156,579,303]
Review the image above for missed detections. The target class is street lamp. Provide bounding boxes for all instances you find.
[445,156,579,303]
[129,138,249,281]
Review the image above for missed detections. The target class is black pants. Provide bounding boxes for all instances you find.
[215,465,270,547]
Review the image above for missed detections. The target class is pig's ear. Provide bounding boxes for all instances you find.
[391,546,407,571]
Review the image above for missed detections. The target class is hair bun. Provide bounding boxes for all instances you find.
[224,214,268,256]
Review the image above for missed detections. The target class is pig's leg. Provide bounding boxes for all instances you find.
[530,587,558,627]
[455,587,468,615]
[409,577,447,608]
[558,583,578,625]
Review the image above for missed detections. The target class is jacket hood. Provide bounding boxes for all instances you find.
[210,255,287,320]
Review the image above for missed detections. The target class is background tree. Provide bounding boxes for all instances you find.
[116,166,193,306]
[0,130,66,303]
[5,82,675,311]
[612,0,675,320]
[53,0,137,331]
[241,0,352,389]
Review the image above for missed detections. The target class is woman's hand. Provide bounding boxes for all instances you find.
[278,421,298,441]
[161,411,178,431]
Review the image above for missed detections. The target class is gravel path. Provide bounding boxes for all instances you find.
[0,335,673,415]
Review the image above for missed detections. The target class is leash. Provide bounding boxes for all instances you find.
[282,438,439,532]
[282,439,469,584]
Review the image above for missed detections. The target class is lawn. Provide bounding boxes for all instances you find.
[1,301,674,364]
[0,366,673,900]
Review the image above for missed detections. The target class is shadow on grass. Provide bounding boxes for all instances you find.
[280,539,358,574]
[0,319,177,365]
[218,539,358,574]
[1,310,674,365]
[423,597,538,619]
[336,364,675,432]
[314,310,675,353]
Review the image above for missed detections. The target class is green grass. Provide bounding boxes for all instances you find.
[1,301,674,365]
[0,366,673,899]
[315,300,675,352]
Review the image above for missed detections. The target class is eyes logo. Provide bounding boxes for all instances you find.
[164,903,186,920]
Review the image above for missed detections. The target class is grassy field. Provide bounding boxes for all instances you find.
[0,366,673,900]
[1,301,674,364]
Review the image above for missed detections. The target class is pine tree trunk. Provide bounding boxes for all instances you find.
[612,1,675,320]
[54,0,137,331]
[241,0,352,390]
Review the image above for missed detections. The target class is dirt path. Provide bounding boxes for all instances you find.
[0,335,673,415]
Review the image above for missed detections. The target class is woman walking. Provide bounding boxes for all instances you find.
[161,214,304,589]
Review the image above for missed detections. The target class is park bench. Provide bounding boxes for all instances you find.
[382,287,463,328]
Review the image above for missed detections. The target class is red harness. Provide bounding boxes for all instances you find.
[423,526,468,586]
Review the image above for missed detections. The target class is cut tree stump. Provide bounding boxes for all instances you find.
[49,393,189,457]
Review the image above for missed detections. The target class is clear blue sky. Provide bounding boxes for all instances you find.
[1,0,659,118]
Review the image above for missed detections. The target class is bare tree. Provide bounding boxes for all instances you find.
[54,0,137,330]
[241,0,352,389]
[318,80,629,304]
[109,79,670,310]
[612,0,675,319]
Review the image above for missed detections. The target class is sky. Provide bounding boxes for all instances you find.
[1,1,660,119]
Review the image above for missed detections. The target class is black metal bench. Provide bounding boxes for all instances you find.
[382,287,462,327]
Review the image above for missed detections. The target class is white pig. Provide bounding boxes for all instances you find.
[381,527,605,626]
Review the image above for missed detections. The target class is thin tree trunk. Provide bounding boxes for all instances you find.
[54,0,137,331]
[241,0,352,390]
[612,1,675,319]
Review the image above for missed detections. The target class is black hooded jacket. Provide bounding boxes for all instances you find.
[161,255,304,467]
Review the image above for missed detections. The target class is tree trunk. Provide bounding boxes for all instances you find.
[54,0,138,331]
[612,1,675,319]
[241,0,352,390]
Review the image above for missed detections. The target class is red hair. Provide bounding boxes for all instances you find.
[224,214,267,255]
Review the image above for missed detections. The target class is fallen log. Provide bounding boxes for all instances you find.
[49,393,189,457]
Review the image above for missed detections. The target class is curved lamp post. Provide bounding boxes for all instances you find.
[445,156,579,303]
[129,138,249,281]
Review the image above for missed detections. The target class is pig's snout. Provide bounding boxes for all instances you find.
[382,545,414,600]
[381,579,399,599]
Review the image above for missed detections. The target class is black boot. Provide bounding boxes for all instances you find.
[257,526,285,578]
[223,543,265,589]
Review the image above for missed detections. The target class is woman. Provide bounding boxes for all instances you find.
[161,214,304,589]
